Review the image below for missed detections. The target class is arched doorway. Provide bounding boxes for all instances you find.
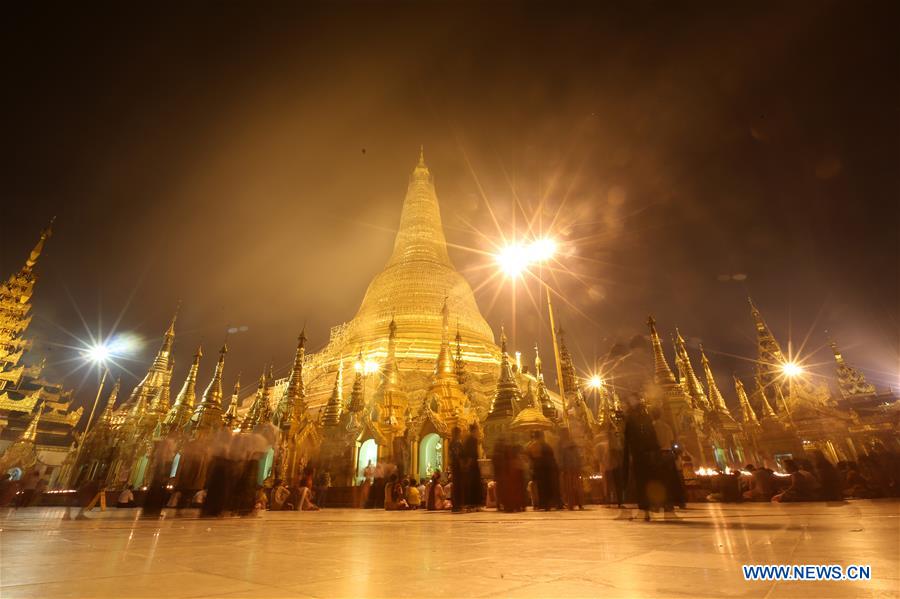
[169,453,181,478]
[356,439,378,482]
[130,455,149,488]
[258,447,274,485]
[418,433,443,481]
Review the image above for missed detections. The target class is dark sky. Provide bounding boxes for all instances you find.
[2,1,898,407]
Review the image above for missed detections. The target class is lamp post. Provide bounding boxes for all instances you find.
[495,237,569,427]
[68,344,112,487]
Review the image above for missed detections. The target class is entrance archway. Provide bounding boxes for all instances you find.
[357,439,378,482]
[418,433,443,481]
[258,447,274,485]
[130,456,149,487]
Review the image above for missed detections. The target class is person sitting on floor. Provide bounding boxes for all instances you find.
[772,459,821,502]
[297,479,320,511]
[116,485,137,508]
[417,478,427,508]
[405,477,421,509]
[384,473,409,510]
[271,479,292,510]
[742,465,776,501]
[191,488,207,507]
[426,471,448,510]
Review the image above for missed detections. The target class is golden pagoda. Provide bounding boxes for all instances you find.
[0,221,82,484]
[298,150,501,413]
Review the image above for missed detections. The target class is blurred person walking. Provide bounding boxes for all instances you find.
[462,423,484,511]
[527,430,560,510]
[622,394,666,521]
[559,429,584,510]
[449,426,465,512]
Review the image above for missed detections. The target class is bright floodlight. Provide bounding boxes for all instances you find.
[364,360,380,375]
[85,344,111,364]
[496,244,530,277]
[781,362,804,377]
[496,237,558,277]
[588,374,603,389]
[527,238,557,263]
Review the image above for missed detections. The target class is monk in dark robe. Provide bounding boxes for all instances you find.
[448,426,464,512]
[462,424,484,510]
[622,395,665,521]
[492,437,508,511]
[528,430,560,510]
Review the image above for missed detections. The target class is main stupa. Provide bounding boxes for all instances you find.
[301,150,501,411]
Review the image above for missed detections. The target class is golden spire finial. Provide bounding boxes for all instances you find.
[24,217,54,271]
[733,374,759,425]
[499,325,507,353]
[754,376,777,420]
[418,145,426,167]
[166,302,181,337]
[222,373,242,428]
[298,328,307,349]
[827,333,844,365]
[699,344,730,415]
[647,315,676,385]
[22,405,45,442]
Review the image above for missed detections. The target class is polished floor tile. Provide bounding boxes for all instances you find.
[1,501,897,598]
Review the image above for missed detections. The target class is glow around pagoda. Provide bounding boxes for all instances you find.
[1,151,898,492]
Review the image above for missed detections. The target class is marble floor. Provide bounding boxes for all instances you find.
[1,501,898,598]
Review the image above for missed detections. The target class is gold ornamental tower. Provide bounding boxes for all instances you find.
[302,149,500,410]
[343,148,496,364]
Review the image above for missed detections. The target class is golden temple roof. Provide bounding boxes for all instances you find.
[338,150,497,367]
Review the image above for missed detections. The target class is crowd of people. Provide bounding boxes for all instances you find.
[706,449,900,503]
[2,398,898,518]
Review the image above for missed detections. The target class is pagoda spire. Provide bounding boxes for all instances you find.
[241,370,271,431]
[98,378,121,427]
[748,298,788,388]
[273,331,307,430]
[829,338,876,398]
[348,352,366,413]
[673,329,710,410]
[556,325,582,396]
[149,372,172,416]
[192,339,227,431]
[647,316,677,385]
[123,306,179,411]
[222,374,241,429]
[24,218,54,273]
[454,323,467,383]
[595,379,612,425]
[21,405,44,442]
[322,360,344,426]
[699,345,731,416]
[534,342,559,422]
[163,345,202,430]
[151,305,179,374]
[385,317,401,387]
[487,327,521,418]
[753,377,778,421]
[433,297,456,379]
[0,221,54,388]
[385,148,451,268]
[733,375,759,426]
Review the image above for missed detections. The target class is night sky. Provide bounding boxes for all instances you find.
[2,2,898,408]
